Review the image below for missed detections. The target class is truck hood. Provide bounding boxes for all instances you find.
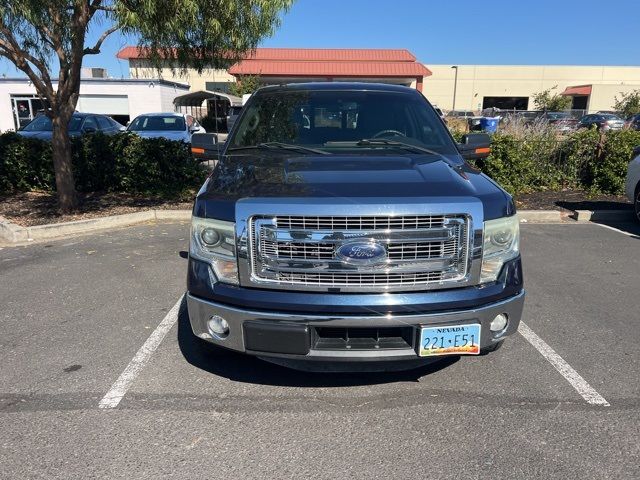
[194,153,513,221]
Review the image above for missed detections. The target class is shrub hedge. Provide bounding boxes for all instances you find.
[1,128,639,198]
[0,132,207,198]
[459,128,640,195]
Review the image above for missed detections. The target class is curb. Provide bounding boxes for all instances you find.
[517,210,564,223]
[572,209,635,222]
[0,209,192,244]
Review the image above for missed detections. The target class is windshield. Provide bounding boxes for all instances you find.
[128,115,186,132]
[229,90,457,155]
[22,115,84,132]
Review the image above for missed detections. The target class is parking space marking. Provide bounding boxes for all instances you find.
[518,321,610,407]
[98,295,183,409]
[593,222,638,238]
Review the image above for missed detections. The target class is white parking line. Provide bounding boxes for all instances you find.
[99,295,184,409]
[518,321,610,407]
[593,222,638,238]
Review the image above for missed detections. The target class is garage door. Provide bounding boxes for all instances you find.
[76,95,129,115]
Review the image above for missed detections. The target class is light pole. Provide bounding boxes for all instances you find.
[451,65,459,112]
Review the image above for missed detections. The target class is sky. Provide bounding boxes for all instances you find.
[1,0,639,79]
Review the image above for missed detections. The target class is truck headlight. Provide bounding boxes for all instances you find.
[480,215,520,283]
[190,217,239,285]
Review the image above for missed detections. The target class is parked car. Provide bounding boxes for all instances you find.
[186,82,524,371]
[448,110,476,119]
[127,112,205,142]
[625,114,640,130]
[626,146,640,223]
[17,112,123,140]
[542,112,578,132]
[577,113,625,131]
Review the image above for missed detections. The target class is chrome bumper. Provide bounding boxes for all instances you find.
[187,290,525,362]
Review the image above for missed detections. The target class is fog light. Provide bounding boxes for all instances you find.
[490,313,508,332]
[207,315,230,339]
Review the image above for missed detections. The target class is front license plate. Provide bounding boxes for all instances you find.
[419,324,481,356]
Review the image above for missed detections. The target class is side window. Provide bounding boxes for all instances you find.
[96,116,111,130]
[83,116,98,131]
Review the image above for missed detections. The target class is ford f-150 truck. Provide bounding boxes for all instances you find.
[187,82,524,370]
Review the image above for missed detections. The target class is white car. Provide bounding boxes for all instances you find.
[626,147,640,222]
[127,112,205,142]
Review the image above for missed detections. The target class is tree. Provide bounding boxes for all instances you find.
[532,86,572,112]
[229,74,262,97]
[0,1,293,211]
[613,90,640,118]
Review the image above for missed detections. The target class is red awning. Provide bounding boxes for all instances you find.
[561,85,592,96]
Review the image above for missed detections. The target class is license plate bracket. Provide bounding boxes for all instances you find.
[418,323,481,356]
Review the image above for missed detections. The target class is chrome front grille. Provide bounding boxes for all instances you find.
[274,215,446,230]
[248,214,472,292]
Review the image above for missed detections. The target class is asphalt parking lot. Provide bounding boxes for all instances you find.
[1,220,639,479]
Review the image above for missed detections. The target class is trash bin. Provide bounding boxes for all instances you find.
[468,117,483,131]
[479,117,499,133]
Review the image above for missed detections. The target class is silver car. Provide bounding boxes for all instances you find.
[127,112,206,142]
[626,147,640,222]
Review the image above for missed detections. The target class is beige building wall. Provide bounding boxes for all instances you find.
[588,84,640,113]
[128,59,235,92]
[423,65,640,113]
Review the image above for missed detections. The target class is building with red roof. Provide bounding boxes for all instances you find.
[116,47,431,92]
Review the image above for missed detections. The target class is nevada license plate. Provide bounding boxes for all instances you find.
[419,324,481,356]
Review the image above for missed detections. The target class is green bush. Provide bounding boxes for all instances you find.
[473,128,640,196]
[593,130,640,194]
[476,132,569,194]
[0,132,207,197]
[2,127,639,198]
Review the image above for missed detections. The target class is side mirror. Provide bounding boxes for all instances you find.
[191,133,221,161]
[633,146,640,157]
[458,133,491,160]
[83,126,97,134]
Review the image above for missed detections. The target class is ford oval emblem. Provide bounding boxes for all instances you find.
[336,241,387,265]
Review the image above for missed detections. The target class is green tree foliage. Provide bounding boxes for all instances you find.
[613,90,640,118]
[532,86,572,111]
[0,0,294,211]
[229,74,263,97]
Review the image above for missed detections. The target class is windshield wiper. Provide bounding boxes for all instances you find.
[227,142,330,155]
[354,138,444,157]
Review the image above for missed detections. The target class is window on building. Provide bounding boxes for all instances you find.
[482,96,529,111]
[205,82,231,93]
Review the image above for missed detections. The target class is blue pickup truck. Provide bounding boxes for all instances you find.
[187,82,524,371]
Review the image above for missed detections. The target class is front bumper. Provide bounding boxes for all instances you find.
[187,290,525,362]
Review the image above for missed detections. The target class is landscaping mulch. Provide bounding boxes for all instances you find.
[0,191,193,227]
[514,189,631,212]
